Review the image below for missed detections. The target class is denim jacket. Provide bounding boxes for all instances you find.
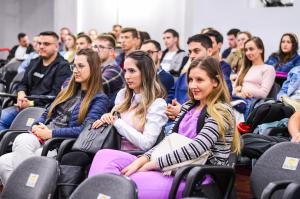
[265,53,300,73]
[277,66,300,100]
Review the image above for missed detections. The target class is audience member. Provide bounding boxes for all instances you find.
[0,48,109,185]
[137,31,151,49]
[76,34,92,51]
[59,27,71,52]
[57,50,167,198]
[88,28,98,42]
[226,31,252,74]
[116,27,139,68]
[18,35,40,74]
[233,36,276,116]
[88,57,240,199]
[166,34,213,121]
[112,24,122,46]
[140,39,174,94]
[92,34,124,104]
[62,33,77,63]
[0,31,72,130]
[6,32,33,62]
[160,29,186,77]
[205,30,232,94]
[222,28,240,59]
[265,33,300,79]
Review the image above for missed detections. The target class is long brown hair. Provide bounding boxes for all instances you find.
[48,48,103,124]
[113,50,165,126]
[273,33,299,66]
[187,57,240,153]
[236,36,264,87]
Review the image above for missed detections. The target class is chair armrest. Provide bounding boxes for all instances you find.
[183,165,235,198]
[41,137,71,156]
[169,165,197,199]
[56,138,76,162]
[0,130,28,155]
[261,180,294,199]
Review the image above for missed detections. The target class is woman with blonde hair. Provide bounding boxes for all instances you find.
[62,33,77,62]
[88,56,240,199]
[58,50,168,198]
[0,48,109,185]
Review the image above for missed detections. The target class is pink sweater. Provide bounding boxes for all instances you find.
[240,64,276,98]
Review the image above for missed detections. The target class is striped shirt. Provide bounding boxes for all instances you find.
[144,101,234,169]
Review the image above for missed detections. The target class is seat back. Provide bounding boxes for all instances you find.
[251,142,300,199]
[1,156,59,199]
[9,106,45,130]
[69,173,138,199]
[283,182,300,199]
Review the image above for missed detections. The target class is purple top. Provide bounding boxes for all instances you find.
[178,107,202,138]
[178,106,212,185]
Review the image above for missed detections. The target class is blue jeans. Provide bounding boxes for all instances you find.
[0,106,19,130]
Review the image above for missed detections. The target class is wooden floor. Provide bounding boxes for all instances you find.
[235,166,253,199]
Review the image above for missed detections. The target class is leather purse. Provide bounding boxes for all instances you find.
[72,122,121,154]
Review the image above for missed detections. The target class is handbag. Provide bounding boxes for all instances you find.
[151,133,211,175]
[72,122,121,154]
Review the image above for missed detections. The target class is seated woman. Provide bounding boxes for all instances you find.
[233,37,276,116]
[226,31,252,74]
[265,33,300,83]
[0,48,109,185]
[61,33,77,63]
[88,57,240,199]
[58,50,168,198]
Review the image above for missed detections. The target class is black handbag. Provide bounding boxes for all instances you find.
[72,122,121,154]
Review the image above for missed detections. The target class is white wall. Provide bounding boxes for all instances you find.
[76,0,187,48]
[1,0,300,59]
[0,0,54,49]
[185,0,300,57]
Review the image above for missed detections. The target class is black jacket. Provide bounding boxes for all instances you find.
[17,54,71,106]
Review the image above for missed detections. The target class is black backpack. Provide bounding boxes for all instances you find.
[245,101,295,133]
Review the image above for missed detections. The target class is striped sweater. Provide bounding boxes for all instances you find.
[144,101,234,169]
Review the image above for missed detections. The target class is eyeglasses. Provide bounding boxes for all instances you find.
[92,44,112,50]
[145,50,159,55]
[70,63,86,72]
[37,42,56,46]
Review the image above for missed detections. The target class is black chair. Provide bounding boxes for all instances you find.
[69,173,138,199]
[0,156,59,199]
[169,153,237,199]
[0,71,24,108]
[261,180,297,199]
[251,142,300,199]
[283,182,300,199]
[0,106,45,155]
[267,83,281,99]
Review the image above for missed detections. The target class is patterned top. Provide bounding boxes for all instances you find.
[144,101,234,169]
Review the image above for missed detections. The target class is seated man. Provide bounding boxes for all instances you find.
[242,110,300,159]
[140,39,174,95]
[92,34,124,105]
[0,31,71,130]
[7,32,33,62]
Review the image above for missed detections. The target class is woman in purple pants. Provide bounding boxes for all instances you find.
[89,57,240,199]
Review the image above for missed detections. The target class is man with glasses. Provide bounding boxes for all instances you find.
[92,34,124,106]
[0,31,71,130]
[140,40,174,95]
